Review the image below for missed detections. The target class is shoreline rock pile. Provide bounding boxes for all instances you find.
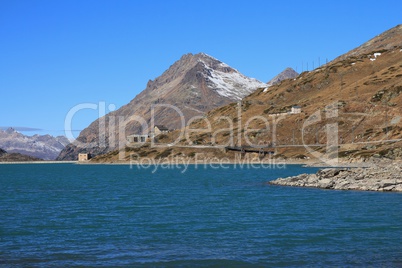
[269,165,402,192]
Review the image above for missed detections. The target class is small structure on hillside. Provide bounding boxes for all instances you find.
[126,125,170,144]
[154,125,170,136]
[290,106,301,114]
[127,134,149,143]
[78,153,91,161]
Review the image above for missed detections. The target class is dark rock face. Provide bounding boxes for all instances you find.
[58,53,266,160]
[269,166,402,192]
[0,128,70,160]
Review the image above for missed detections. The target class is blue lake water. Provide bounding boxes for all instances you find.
[0,163,401,267]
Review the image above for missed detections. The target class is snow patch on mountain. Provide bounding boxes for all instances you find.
[198,53,231,68]
[197,58,266,100]
[0,128,70,160]
[208,68,266,100]
[370,52,382,61]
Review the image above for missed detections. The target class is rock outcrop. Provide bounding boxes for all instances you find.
[269,166,402,192]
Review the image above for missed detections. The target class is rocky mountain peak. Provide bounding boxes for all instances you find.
[133,52,266,106]
[58,52,267,160]
[266,67,299,86]
[194,53,232,70]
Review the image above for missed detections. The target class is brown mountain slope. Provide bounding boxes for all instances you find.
[335,24,402,61]
[94,25,402,163]
[183,47,402,161]
[58,53,266,160]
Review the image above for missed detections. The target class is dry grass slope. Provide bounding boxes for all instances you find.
[91,25,402,163]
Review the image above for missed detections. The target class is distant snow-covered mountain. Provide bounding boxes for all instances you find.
[0,128,70,160]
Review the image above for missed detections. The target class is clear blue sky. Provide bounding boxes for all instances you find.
[1,0,401,138]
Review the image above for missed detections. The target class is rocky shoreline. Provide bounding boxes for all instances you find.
[269,165,402,192]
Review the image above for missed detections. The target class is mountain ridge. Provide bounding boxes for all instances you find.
[0,128,69,160]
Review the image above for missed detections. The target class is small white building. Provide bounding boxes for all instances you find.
[290,106,301,114]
